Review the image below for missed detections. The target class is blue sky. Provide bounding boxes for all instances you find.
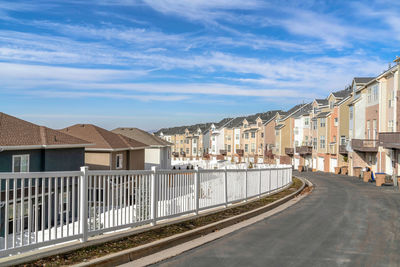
[1,0,399,131]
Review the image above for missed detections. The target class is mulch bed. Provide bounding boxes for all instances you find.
[20,178,304,267]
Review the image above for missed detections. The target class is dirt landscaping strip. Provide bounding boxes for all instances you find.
[16,177,305,267]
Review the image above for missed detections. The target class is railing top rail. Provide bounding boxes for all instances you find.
[0,171,82,179]
[157,169,196,174]
[87,170,153,176]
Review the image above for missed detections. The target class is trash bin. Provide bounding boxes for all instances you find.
[353,167,362,178]
[375,173,386,187]
[341,166,348,175]
[363,171,371,182]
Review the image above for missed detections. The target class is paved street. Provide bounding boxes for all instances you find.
[154,171,400,267]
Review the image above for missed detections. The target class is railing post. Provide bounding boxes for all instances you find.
[151,166,157,226]
[244,168,248,201]
[194,166,199,215]
[80,166,88,243]
[258,168,262,197]
[224,167,228,207]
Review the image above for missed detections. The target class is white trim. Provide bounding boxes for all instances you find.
[0,144,92,151]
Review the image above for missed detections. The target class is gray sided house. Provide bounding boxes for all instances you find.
[0,112,92,238]
[0,113,91,172]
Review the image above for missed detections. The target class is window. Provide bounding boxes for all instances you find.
[373,85,379,102]
[367,120,371,139]
[329,101,334,109]
[373,119,377,139]
[251,143,255,152]
[226,135,231,141]
[193,147,197,154]
[12,154,29,173]
[349,107,353,120]
[319,136,324,148]
[180,140,183,144]
[304,118,309,126]
[275,130,279,136]
[186,148,189,154]
[227,145,231,152]
[367,87,372,103]
[245,144,249,152]
[116,154,123,169]
[235,134,240,140]
[389,90,395,108]
[212,136,215,141]
[320,118,326,127]
[340,136,346,145]
[334,118,338,126]
[389,120,394,132]
[294,127,299,135]
[245,133,249,139]
[261,133,264,138]
[251,132,255,138]
[193,139,197,144]
[313,138,317,150]
[333,135,337,142]
[313,120,317,130]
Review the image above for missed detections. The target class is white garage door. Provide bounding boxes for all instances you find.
[318,157,324,172]
[312,158,317,169]
[294,158,300,169]
[330,158,337,173]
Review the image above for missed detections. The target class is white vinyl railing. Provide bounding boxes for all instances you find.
[0,165,292,257]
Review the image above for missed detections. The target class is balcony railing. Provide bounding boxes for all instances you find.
[236,149,244,156]
[329,143,337,154]
[265,149,274,158]
[351,139,378,152]
[285,147,294,155]
[339,145,348,154]
[172,152,179,157]
[296,146,312,155]
[220,149,227,156]
[379,132,400,149]
[180,151,186,156]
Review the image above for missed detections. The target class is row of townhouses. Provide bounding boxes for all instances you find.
[157,57,400,178]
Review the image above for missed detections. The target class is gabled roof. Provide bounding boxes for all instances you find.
[316,111,331,118]
[112,128,172,147]
[60,124,147,151]
[353,77,375,84]
[275,124,285,130]
[292,103,312,118]
[215,118,233,128]
[280,104,307,120]
[315,99,329,105]
[224,116,246,128]
[0,113,91,149]
[331,86,352,99]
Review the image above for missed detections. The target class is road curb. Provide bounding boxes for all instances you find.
[75,177,308,267]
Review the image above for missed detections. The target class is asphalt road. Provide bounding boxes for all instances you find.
[153,171,400,267]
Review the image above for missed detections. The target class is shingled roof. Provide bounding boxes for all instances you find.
[0,113,91,149]
[292,103,312,118]
[354,77,375,84]
[332,86,352,99]
[112,128,172,147]
[60,124,147,151]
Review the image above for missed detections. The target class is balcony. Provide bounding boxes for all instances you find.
[296,146,312,155]
[172,152,179,157]
[285,147,294,155]
[180,151,186,157]
[220,149,227,156]
[236,149,244,156]
[339,145,348,154]
[351,139,378,152]
[329,143,337,154]
[265,149,274,158]
[379,132,400,149]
